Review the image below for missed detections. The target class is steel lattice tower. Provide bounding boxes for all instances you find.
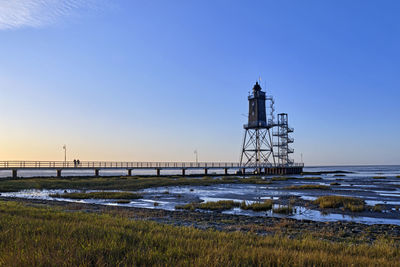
[273,113,294,165]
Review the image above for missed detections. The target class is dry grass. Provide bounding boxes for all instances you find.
[0,201,398,266]
[50,191,142,199]
[176,200,240,211]
[285,185,330,190]
[314,196,366,212]
[240,200,273,211]
[372,176,386,179]
[330,182,341,186]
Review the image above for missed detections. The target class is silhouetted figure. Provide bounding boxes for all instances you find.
[73,159,77,167]
[77,159,80,166]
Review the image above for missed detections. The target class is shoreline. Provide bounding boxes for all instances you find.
[2,196,399,243]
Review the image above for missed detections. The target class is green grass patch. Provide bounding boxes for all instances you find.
[314,196,365,212]
[372,176,386,179]
[176,200,240,211]
[0,201,398,266]
[240,200,273,211]
[285,185,330,190]
[50,191,142,199]
[396,176,400,178]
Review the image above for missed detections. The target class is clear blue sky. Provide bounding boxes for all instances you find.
[0,0,399,165]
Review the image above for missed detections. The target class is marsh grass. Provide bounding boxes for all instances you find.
[176,200,240,211]
[50,191,142,199]
[273,206,293,214]
[396,175,400,178]
[0,201,398,266]
[285,185,330,190]
[372,204,384,212]
[330,182,341,186]
[334,174,346,177]
[372,176,387,179]
[240,200,273,211]
[314,196,365,212]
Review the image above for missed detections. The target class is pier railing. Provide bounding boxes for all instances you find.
[0,161,304,169]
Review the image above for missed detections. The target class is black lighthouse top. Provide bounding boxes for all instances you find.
[245,82,267,129]
[253,81,262,93]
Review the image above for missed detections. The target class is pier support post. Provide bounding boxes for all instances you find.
[204,168,208,175]
[95,169,100,177]
[224,168,228,175]
[241,168,246,176]
[127,169,132,176]
[12,169,17,178]
[156,169,161,176]
[57,169,62,178]
[182,169,186,176]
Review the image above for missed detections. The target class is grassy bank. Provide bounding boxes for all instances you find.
[314,196,366,212]
[0,201,398,266]
[176,200,275,212]
[50,191,142,199]
[240,200,273,211]
[176,200,240,211]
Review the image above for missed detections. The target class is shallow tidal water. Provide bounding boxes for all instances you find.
[1,165,400,225]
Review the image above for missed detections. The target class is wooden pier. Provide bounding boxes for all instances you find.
[0,161,304,178]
